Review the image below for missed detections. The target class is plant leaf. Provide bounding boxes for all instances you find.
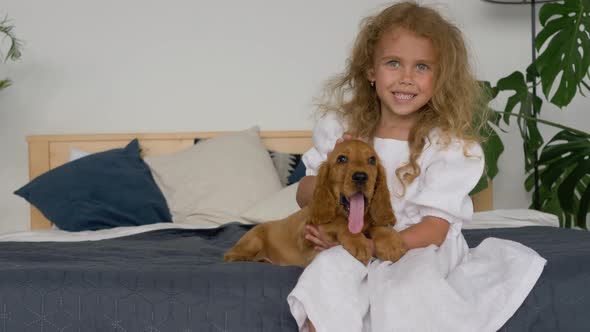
[535,129,590,228]
[496,72,528,126]
[577,175,590,225]
[471,81,504,195]
[0,79,11,90]
[471,122,504,195]
[0,17,22,92]
[0,17,23,62]
[535,0,590,108]
[482,124,503,180]
[558,160,590,213]
[495,72,544,172]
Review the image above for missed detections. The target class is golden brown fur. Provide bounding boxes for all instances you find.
[224,140,406,267]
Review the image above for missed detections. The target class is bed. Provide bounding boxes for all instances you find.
[2,129,589,331]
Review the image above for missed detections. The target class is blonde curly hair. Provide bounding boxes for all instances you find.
[317,1,487,193]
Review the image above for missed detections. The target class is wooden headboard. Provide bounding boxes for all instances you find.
[26,131,493,230]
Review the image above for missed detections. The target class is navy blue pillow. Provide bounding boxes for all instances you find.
[14,139,172,231]
[287,160,307,185]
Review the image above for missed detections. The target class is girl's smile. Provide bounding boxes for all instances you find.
[392,92,417,103]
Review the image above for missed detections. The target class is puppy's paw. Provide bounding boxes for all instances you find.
[223,252,243,262]
[374,231,407,263]
[223,249,255,263]
[375,244,406,262]
[343,241,372,266]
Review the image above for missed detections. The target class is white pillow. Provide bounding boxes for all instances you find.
[466,209,559,229]
[241,182,300,223]
[145,127,283,225]
[69,147,90,161]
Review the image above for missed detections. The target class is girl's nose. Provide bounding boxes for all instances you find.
[399,68,414,85]
[399,77,413,85]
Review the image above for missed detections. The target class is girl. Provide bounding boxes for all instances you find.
[288,2,546,332]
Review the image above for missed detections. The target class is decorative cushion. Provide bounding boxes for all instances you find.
[47,147,93,230]
[286,160,306,185]
[240,182,300,223]
[269,151,302,186]
[194,138,302,187]
[145,127,283,226]
[14,139,172,231]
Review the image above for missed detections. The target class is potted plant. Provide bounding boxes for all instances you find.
[477,0,590,229]
[0,16,22,91]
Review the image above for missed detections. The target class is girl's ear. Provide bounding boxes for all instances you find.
[366,67,376,82]
[309,162,338,225]
[369,163,396,226]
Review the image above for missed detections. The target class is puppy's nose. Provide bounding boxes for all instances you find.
[352,172,368,184]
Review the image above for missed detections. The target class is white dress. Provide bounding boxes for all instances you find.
[287,112,546,332]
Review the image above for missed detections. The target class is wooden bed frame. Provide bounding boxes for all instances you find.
[26,131,493,230]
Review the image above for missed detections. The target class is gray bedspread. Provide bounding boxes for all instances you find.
[0,223,588,331]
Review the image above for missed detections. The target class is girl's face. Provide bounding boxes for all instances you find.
[368,27,437,122]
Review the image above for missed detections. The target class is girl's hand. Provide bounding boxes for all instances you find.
[304,225,339,251]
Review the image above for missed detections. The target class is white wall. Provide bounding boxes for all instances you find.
[1,0,588,234]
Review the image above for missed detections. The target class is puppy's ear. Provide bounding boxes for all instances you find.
[309,162,338,225]
[369,163,396,226]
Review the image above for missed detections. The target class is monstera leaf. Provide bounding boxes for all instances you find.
[471,121,504,195]
[526,130,590,228]
[495,72,544,171]
[535,0,590,107]
[470,81,504,195]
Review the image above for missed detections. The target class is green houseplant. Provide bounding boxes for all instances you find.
[0,16,22,91]
[477,0,590,229]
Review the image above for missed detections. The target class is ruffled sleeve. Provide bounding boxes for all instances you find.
[409,138,485,225]
[302,112,347,176]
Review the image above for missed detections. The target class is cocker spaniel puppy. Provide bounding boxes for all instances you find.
[224,140,406,267]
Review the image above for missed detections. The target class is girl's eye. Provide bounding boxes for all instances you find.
[416,64,429,71]
[336,155,348,164]
[386,60,400,68]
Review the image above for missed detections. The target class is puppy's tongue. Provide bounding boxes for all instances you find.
[348,192,365,234]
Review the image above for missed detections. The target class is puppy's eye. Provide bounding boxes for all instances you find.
[336,155,348,164]
[368,156,376,165]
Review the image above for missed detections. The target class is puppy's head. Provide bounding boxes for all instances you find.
[309,140,395,233]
